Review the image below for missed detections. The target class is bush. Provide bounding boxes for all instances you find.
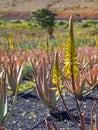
[23,63,33,80]
[81,20,98,28]
[58,21,65,26]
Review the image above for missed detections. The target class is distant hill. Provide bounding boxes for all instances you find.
[0,0,98,20]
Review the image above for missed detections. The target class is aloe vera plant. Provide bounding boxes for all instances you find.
[51,16,86,130]
[62,16,86,98]
[64,74,86,97]
[63,16,86,130]
[31,53,59,113]
[2,52,25,95]
[0,72,17,130]
[52,49,80,128]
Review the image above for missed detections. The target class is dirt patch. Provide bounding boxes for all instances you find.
[54,8,98,20]
[0,11,31,20]
[0,7,98,20]
[0,7,98,19]
[0,0,98,20]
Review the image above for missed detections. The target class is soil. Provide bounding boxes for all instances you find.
[0,0,98,20]
[54,8,98,20]
[6,86,98,130]
[0,8,98,20]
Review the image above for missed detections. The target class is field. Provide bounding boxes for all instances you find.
[0,19,98,50]
[0,1,98,130]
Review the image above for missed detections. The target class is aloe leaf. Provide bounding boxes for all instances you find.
[5,57,25,94]
[4,86,18,124]
[0,75,7,124]
[17,63,25,85]
[31,56,57,108]
[6,74,16,91]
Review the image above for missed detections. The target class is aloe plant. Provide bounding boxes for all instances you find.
[52,50,80,128]
[31,53,59,113]
[0,72,17,130]
[64,74,86,97]
[3,53,25,95]
[62,16,86,130]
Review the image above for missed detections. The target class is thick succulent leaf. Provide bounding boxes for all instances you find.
[0,75,7,124]
[4,87,18,124]
[48,83,57,107]
[64,74,85,96]
[5,56,25,94]
[6,74,16,91]
[31,56,57,108]
[17,63,25,85]
[36,79,56,107]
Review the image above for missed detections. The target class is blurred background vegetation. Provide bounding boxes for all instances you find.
[0,18,97,50]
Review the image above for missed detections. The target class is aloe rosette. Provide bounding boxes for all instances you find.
[31,53,59,113]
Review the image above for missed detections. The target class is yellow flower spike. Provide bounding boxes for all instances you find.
[95,37,98,47]
[63,16,79,79]
[9,34,14,50]
[52,51,62,86]
[51,51,65,99]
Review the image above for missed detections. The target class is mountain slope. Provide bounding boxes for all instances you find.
[0,0,98,11]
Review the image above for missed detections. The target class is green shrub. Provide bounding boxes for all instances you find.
[81,23,90,28]
[56,21,68,28]
[81,20,98,28]
[23,63,33,80]
[58,21,65,26]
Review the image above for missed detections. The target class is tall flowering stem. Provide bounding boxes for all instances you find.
[9,34,14,50]
[63,16,85,130]
[63,16,79,95]
[52,51,79,127]
[63,16,79,79]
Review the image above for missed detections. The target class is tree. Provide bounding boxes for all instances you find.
[32,8,56,39]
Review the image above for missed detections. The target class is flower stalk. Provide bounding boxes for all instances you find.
[63,16,86,130]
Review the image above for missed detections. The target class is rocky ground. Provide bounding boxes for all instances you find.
[6,86,98,130]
